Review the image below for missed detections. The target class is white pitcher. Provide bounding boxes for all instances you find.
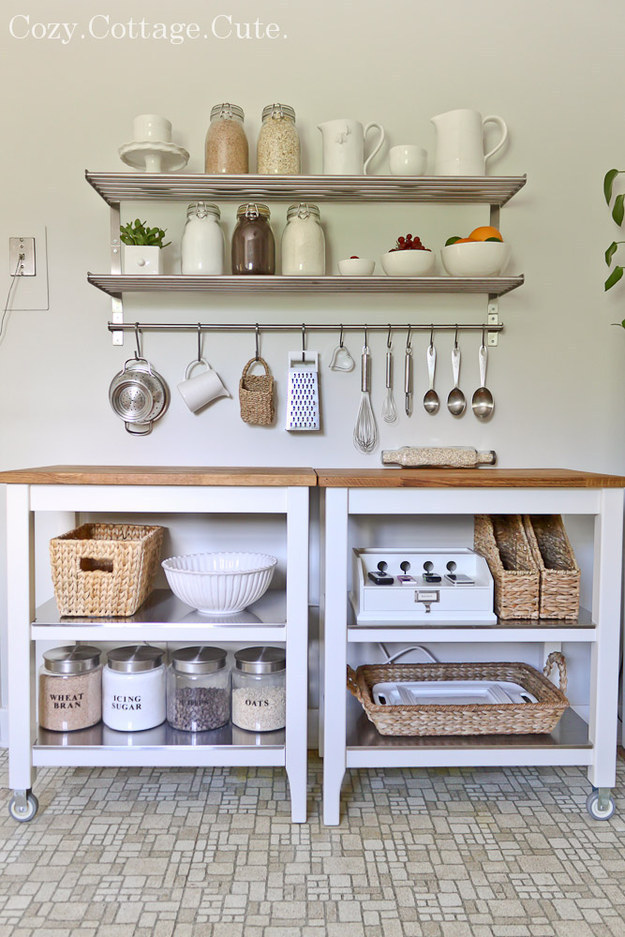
[317,118,385,174]
[431,109,508,176]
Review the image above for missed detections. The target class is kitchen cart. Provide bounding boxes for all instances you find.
[0,466,313,822]
[318,468,625,825]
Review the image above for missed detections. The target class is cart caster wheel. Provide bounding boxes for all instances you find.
[586,789,615,821]
[8,792,38,822]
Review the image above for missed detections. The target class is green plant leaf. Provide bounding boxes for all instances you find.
[445,236,462,246]
[605,265,624,290]
[612,193,625,226]
[604,169,620,204]
[485,236,502,242]
[605,242,619,265]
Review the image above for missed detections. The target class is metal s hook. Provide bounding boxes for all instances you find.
[406,324,412,351]
[255,323,260,361]
[301,323,307,362]
[387,324,392,349]
[429,324,434,350]
[481,326,486,349]
[197,323,202,363]
[454,324,459,349]
[339,324,344,349]
[134,322,142,359]
[363,324,368,350]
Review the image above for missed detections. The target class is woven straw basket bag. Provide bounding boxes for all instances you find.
[239,357,275,426]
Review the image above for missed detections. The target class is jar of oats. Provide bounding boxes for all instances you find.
[39,645,102,732]
[281,203,325,275]
[205,103,249,174]
[232,646,286,732]
[257,104,301,174]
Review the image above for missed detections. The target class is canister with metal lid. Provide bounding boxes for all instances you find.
[232,646,286,732]
[167,646,231,732]
[102,644,166,731]
[39,645,102,732]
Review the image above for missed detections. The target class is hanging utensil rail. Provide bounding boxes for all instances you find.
[108,321,503,336]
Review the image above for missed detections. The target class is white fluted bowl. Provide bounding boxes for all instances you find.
[162,552,277,614]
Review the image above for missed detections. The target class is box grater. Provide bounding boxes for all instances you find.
[285,351,320,431]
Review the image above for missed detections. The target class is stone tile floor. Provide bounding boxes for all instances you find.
[1,749,625,936]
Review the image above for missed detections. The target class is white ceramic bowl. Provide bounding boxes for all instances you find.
[337,257,375,276]
[381,249,435,276]
[162,552,277,614]
[441,241,510,277]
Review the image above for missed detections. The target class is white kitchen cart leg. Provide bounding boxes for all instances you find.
[319,474,625,826]
[2,470,313,824]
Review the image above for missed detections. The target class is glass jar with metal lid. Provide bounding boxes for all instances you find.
[257,103,301,175]
[281,203,326,275]
[167,646,231,732]
[102,645,166,731]
[232,646,286,732]
[181,202,224,274]
[231,203,275,275]
[205,103,249,174]
[39,645,102,732]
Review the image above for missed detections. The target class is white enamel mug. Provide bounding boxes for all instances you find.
[177,358,230,413]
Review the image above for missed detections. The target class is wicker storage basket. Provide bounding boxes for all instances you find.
[522,515,580,619]
[474,514,540,619]
[239,357,275,426]
[50,523,164,617]
[347,652,568,737]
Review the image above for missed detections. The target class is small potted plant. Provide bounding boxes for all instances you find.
[120,218,170,274]
[604,169,625,297]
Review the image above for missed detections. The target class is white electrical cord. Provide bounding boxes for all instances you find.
[378,642,438,664]
[0,253,24,344]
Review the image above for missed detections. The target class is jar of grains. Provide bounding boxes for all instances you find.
[257,103,301,174]
[231,203,275,274]
[167,646,231,732]
[102,645,166,731]
[281,203,326,275]
[181,202,224,274]
[39,645,102,732]
[232,646,286,732]
[205,103,249,174]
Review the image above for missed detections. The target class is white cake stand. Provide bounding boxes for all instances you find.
[119,141,190,172]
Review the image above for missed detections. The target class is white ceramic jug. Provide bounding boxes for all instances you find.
[431,109,508,176]
[317,118,385,174]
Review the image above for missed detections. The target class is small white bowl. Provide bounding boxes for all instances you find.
[441,241,510,277]
[162,551,277,615]
[381,249,435,277]
[337,257,375,276]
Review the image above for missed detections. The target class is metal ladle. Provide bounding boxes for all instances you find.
[471,330,495,420]
[423,328,440,414]
[447,328,466,417]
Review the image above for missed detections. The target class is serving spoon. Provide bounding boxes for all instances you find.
[471,332,495,420]
[446,329,466,417]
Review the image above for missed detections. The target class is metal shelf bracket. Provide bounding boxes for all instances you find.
[487,299,500,346]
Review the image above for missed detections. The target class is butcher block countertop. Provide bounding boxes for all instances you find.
[0,465,317,486]
[1,466,625,488]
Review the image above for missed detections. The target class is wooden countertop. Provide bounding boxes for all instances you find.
[315,468,625,488]
[0,466,624,489]
[0,465,317,487]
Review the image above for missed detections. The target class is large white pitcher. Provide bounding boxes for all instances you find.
[317,118,385,174]
[431,109,507,176]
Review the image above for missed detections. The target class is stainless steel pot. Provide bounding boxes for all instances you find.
[109,357,169,435]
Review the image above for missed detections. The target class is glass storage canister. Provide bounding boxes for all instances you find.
[167,646,231,732]
[181,202,225,275]
[39,645,102,732]
[257,103,301,175]
[205,103,249,174]
[102,645,166,731]
[232,646,286,732]
[281,203,326,275]
[231,203,275,275]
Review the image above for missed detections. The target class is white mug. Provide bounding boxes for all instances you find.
[177,358,229,413]
[389,145,427,175]
[133,114,172,143]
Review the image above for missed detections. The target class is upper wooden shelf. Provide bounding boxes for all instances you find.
[86,171,527,206]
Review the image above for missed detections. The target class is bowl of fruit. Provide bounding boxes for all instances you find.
[441,226,510,277]
[337,256,375,276]
[381,234,435,276]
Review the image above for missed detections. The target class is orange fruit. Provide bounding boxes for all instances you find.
[468,225,503,242]
[454,237,474,243]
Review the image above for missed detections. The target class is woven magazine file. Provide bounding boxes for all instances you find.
[474,514,540,619]
[50,523,164,617]
[522,515,580,619]
[347,652,568,737]
[239,357,275,426]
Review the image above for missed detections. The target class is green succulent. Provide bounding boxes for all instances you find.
[120,218,171,249]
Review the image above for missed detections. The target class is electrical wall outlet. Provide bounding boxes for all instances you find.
[9,237,36,276]
[1,225,48,310]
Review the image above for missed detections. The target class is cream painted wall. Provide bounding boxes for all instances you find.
[1,0,625,730]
